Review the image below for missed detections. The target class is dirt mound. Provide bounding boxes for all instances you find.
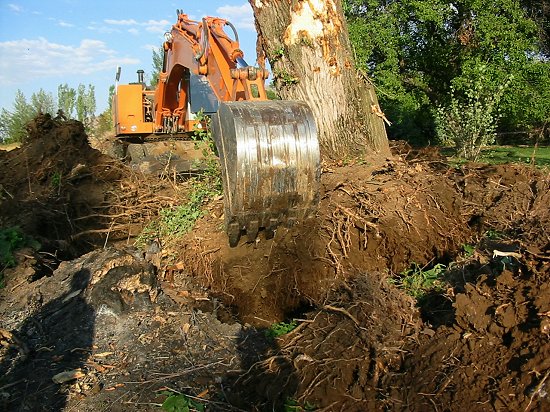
[390,261,550,411]
[175,158,470,325]
[226,275,422,410]
[1,114,120,255]
[170,153,549,410]
[0,113,180,261]
[1,117,549,411]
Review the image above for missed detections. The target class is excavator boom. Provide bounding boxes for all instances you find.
[113,10,320,245]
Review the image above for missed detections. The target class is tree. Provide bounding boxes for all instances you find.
[250,0,390,159]
[1,84,99,143]
[0,89,56,143]
[150,46,164,87]
[0,90,33,143]
[522,0,550,56]
[345,0,550,145]
[30,89,56,115]
[58,84,77,119]
[76,84,96,132]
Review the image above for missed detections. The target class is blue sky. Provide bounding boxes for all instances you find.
[0,1,258,113]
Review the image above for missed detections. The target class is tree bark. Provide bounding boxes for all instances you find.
[250,0,390,159]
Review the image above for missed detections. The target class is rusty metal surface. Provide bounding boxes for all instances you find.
[211,100,320,245]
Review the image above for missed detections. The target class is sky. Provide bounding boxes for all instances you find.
[0,0,258,113]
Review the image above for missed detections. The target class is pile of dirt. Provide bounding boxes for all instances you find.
[176,157,470,325]
[1,114,118,255]
[170,150,549,410]
[1,117,549,411]
[0,113,181,263]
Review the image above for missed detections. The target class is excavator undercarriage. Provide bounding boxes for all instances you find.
[112,10,320,245]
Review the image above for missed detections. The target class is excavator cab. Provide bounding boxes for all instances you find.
[113,11,321,246]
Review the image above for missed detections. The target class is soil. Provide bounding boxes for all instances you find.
[0,115,549,411]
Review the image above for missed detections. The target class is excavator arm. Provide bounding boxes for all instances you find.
[113,10,321,246]
[153,12,270,135]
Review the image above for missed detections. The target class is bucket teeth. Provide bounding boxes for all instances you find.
[227,222,241,247]
[264,218,278,240]
[246,220,260,243]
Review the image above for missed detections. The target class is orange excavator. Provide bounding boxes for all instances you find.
[112,10,320,246]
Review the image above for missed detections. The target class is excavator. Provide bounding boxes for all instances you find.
[112,10,321,246]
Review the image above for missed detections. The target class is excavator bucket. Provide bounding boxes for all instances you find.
[211,100,321,246]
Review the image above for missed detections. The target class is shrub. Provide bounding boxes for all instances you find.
[435,64,511,160]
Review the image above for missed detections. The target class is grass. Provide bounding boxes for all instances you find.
[0,227,40,288]
[391,263,447,301]
[284,398,316,411]
[265,320,298,339]
[478,145,550,166]
[159,390,205,412]
[443,145,550,167]
[136,175,221,247]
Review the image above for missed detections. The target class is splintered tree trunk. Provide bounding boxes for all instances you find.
[250,0,390,159]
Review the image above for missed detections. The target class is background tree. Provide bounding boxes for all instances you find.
[76,84,96,132]
[150,46,164,87]
[0,90,34,143]
[57,84,77,119]
[1,84,98,143]
[30,89,56,115]
[345,0,550,145]
[250,0,390,159]
[94,85,116,138]
[0,89,56,143]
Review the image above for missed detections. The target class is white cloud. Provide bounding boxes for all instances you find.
[0,37,139,86]
[128,28,139,35]
[104,18,138,26]
[7,3,22,13]
[143,19,171,34]
[87,22,118,34]
[216,3,255,30]
[58,20,75,28]
[101,18,171,34]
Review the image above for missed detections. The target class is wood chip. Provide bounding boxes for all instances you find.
[52,370,85,384]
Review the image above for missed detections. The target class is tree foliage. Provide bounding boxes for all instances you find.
[76,84,96,131]
[0,89,54,143]
[150,46,164,87]
[345,0,550,146]
[58,84,77,119]
[0,84,97,143]
[435,64,510,160]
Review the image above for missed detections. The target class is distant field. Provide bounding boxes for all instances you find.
[442,145,550,168]
[479,145,550,167]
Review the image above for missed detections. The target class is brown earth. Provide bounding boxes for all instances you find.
[0,115,549,411]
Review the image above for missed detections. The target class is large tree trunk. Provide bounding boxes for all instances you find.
[250,0,390,159]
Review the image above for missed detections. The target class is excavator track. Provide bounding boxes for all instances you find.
[212,100,321,246]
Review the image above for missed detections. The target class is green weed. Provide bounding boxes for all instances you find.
[136,176,221,246]
[272,46,285,60]
[394,263,447,300]
[274,69,299,87]
[266,320,298,339]
[159,390,204,412]
[0,227,40,288]
[51,171,62,188]
[484,229,504,240]
[462,244,475,257]
[284,397,316,411]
